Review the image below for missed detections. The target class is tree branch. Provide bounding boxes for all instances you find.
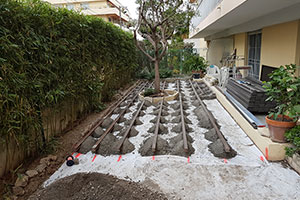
[134,32,155,62]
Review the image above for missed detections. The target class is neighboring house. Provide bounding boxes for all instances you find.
[43,0,131,30]
[189,0,300,80]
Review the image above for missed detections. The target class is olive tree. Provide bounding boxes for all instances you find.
[135,0,195,93]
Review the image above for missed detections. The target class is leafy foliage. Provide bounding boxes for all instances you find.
[182,53,207,74]
[159,68,173,78]
[285,126,300,156]
[0,0,137,152]
[143,88,156,97]
[263,64,300,121]
[135,0,196,92]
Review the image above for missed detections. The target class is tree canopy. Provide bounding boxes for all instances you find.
[135,0,196,92]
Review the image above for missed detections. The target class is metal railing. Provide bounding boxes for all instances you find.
[190,0,223,32]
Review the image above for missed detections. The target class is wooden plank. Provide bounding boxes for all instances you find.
[177,80,188,152]
[117,100,145,151]
[191,80,231,153]
[73,80,141,151]
[91,82,148,153]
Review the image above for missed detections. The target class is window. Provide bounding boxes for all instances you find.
[66,4,74,10]
[247,31,262,80]
[81,3,89,10]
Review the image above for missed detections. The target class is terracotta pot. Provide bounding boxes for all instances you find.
[265,115,296,143]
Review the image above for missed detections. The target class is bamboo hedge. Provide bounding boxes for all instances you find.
[0,0,137,153]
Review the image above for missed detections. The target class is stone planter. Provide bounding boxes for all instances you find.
[139,89,178,104]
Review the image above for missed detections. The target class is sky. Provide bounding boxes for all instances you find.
[120,0,139,20]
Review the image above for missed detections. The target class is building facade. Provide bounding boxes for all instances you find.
[190,0,300,80]
[43,0,130,29]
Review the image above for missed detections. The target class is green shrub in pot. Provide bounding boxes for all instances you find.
[263,64,300,142]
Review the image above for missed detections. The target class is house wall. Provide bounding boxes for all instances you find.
[206,37,234,67]
[234,33,247,66]
[260,20,299,72]
[88,1,108,9]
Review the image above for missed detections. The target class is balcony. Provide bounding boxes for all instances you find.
[189,0,300,40]
[190,0,222,29]
[81,7,130,22]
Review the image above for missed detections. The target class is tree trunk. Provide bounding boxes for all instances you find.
[154,59,160,93]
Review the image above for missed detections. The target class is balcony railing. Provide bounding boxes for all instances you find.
[81,7,130,21]
[190,0,223,31]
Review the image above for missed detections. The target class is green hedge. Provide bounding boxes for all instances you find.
[0,0,137,150]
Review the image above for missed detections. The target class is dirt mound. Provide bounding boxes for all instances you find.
[113,124,123,132]
[92,127,104,138]
[170,140,195,157]
[113,107,122,114]
[118,138,135,154]
[118,127,139,137]
[192,101,200,106]
[171,103,180,110]
[169,134,194,145]
[119,116,127,123]
[135,118,143,125]
[208,139,237,159]
[171,123,193,133]
[78,136,96,154]
[144,100,153,107]
[139,136,169,156]
[96,134,118,156]
[29,173,167,200]
[204,129,218,142]
[171,116,192,124]
[148,124,168,134]
[101,118,114,129]
[152,110,169,116]
[133,111,146,117]
[120,102,127,107]
[194,107,213,129]
[200,94,216,100]
[150,117,168,124]
[171,110,189,116]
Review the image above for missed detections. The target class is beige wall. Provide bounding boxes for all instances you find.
[88,1,108,9]
[261,20,299,70]
[234,33,247,66]
[207,37,234,67]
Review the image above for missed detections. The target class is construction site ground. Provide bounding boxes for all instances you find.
[2,80,300,200]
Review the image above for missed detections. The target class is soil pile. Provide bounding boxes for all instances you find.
[29,173,167,200]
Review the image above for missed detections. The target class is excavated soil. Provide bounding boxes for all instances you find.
[29,173,167,200]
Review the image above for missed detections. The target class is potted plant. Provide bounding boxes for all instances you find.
[263,64,300,143]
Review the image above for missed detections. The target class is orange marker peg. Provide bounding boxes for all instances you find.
[265,148,269,160]
[224,159,228,164]
[152,156,155,161]
[92,155,97,162]
[117,155,122,162]
[75,153,81,158]
[260,156,264,162]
